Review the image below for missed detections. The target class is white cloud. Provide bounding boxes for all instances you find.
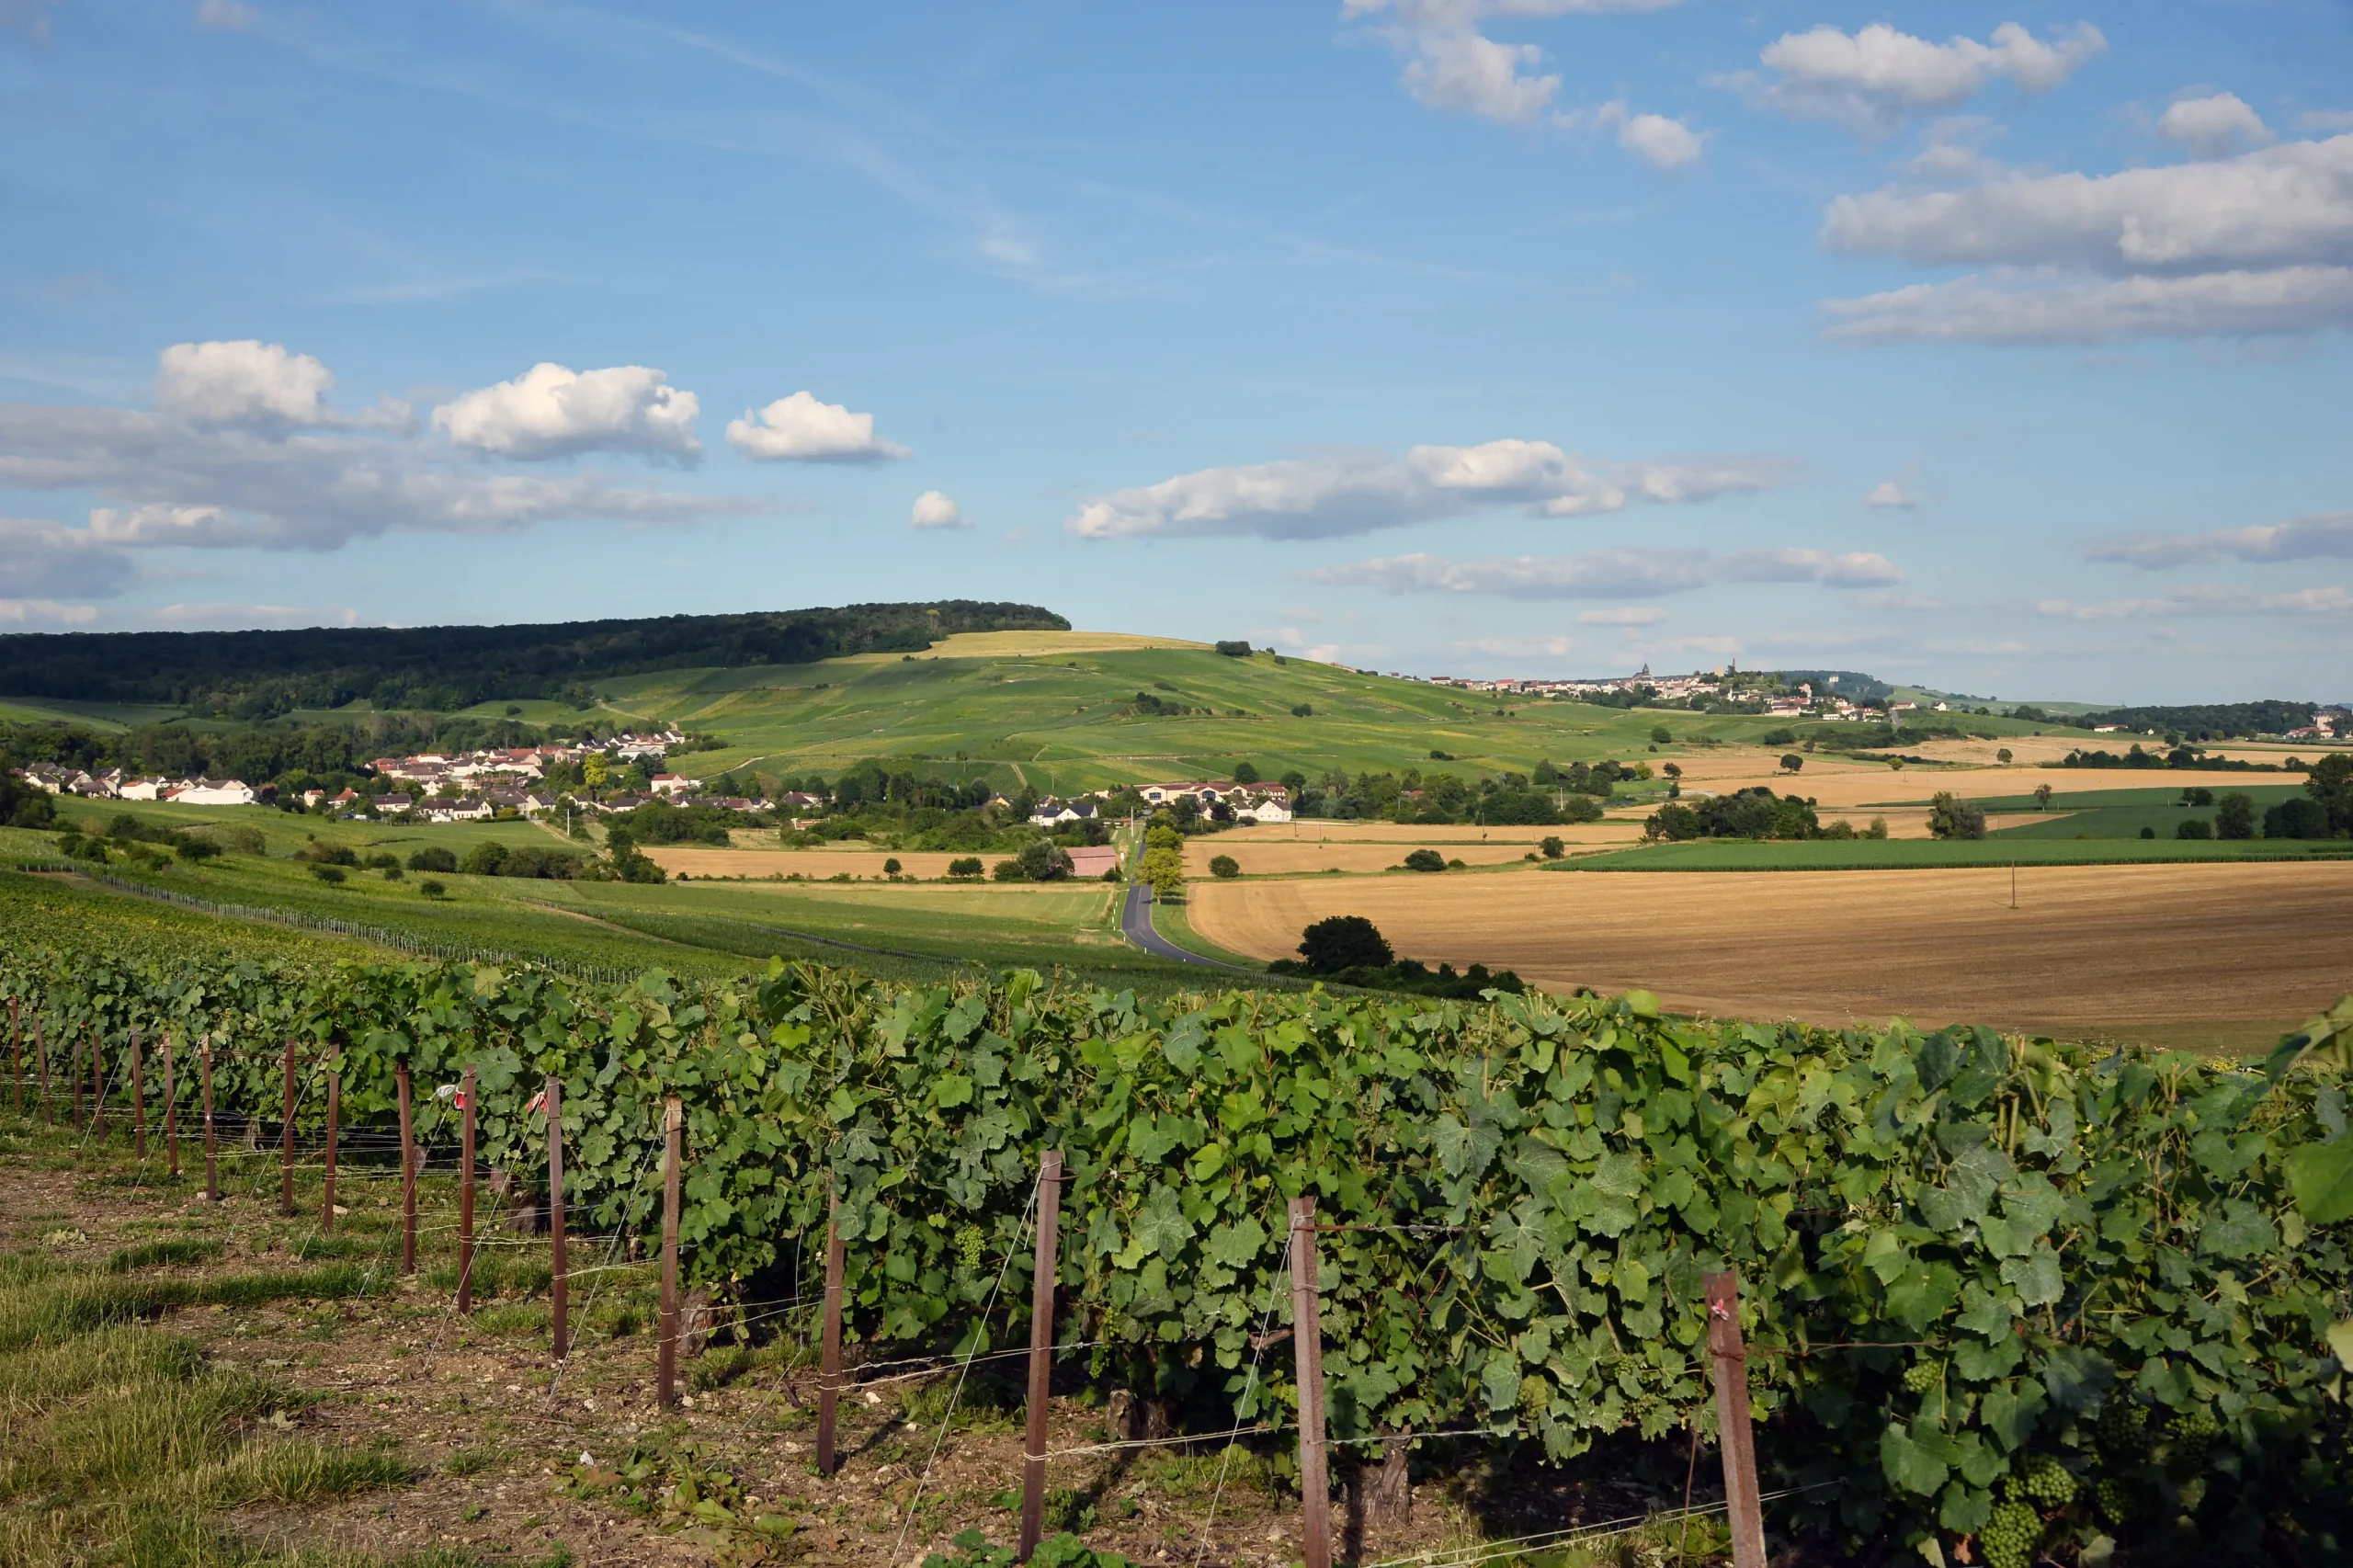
[724,391,911,463]
[910,489,967,529]
[1907,117,2006,183]
[0,400,749,563]
[0,517,138,598]
[432,362,701,462]
[1821,132,2353,342]
[0,597,98,626]
[194,0,255,28]
[1572,100,1707,168]
[155,340,336,427]
[147,602,367,631]
[2086,511,2353,568]
[1402,28,1559,123]
[1347,0,1682,128]
[1723,21,2106,132]
[2036,585,2352,619]
[2160,93,2273,160]
[1067,439,1787,540]
[1614,111,1707,169]
[1576,606,1667,625]
[1865,479,1917,509]
[2299,109,2353,133]
[1304,546,1904,598]
[1824,267,2353,345]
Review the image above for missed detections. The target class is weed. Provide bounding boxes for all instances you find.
[443,1446,496,1477]
[105,1239,223,1272]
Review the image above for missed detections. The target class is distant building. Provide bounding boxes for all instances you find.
[1065,846,1121,880]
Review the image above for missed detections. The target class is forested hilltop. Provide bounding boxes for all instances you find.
[0,601,1068,717]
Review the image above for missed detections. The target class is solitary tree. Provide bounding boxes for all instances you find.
[2033,782,2054,810]
[1402,848,1447,872]
[1209,854,1240,879]
[1141,846,1185,897]
[1779,754,1803,773]
[1996,748,2014,764]
[1539,835,1564,858]
[1297,915,1392,972]
[1927,791,1987,841]
[2214,792,2256,840]
[1649,725,1672,744]
[1232,761,1260,784]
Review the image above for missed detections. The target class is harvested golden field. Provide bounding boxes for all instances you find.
[643,846,971,878]
[1189,860,2353,1048]
[1208,821,1609,844]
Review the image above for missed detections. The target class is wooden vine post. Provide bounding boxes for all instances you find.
[162,1033,178,1179]
[1703,1270,1768,1568]
[657,1096,684,1412]
[72,1023,83,1131]
[1290,1196,1333,1568]
[200,1037,218,1203]
[1018,1149,1065,1561]
[816,1180,846,1475]
[322,1049,340,1234]
[278,1038,297,1215]
[89,1029,104,1141]
[130,1028,145,1161]
[37,1016,50,1124]
[395,1062,416,1274]
[457,1066,478,1313]
[8,996,18,1115]
[546,1074,568,1362]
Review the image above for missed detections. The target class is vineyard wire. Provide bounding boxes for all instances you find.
[546,1129,667,1408]
[1355,1479,1847,1568]
[1188,1188,1293,1568]
[888,1169,1040,1566]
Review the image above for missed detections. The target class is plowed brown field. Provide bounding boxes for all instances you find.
[1188,860,2352,1047]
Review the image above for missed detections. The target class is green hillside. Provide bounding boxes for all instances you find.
[554,634,2049,794]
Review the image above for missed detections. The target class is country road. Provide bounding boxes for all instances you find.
[1119,882,1247,971]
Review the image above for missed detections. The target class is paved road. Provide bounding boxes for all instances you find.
[1120,882,1247,970]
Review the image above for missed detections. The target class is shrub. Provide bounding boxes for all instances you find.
[1539,835,1564,858]
[948,857,983,879]
[381,864,404,881]
[991,859,1023,881]
[174,837,222,862]
[461,842,509,877]
[2264,797,2329,838]
[360,852,399,870]
[1208,855,1240,879]
[1760,727,1797,746]
[1018,840,1071,881]
[405,846,458,873]
[1927,791,1987,840]
[2176,817,2213,840]
[292,839,358,867]
[1232,762,1259,784]
[882,857,903,875]
[1294,914,1391,970]
[2140,826,2156,839]
[1401,848,1447,872]
[309,864,346,884]
[418,879,447,899]
[1213,640,1252,657]
[1290,703,1313,718]
[2215,792,2256,840]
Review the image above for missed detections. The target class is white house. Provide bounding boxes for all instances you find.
[1236,790,1291,824]
[117,778,166,801]
[422,797,493,823]
[175,779,259,806]
[650,773,694,796]
[1029,796,1102,826]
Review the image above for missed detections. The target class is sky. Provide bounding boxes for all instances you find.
[2,1,2349,703]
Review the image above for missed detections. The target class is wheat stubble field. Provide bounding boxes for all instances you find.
[1188,859,2353,1051]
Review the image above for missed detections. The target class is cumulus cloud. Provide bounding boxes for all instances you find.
[725,392,910,463]
[432,363,702,462]
[910,489,967,529]
[1304,546,1904,598]
[1865,479,1918,509]
[2160,93,2273,160]
[0,361,752,577]
[156,340,336,426]
[1576,606,1667,625]
[1722,21,2107,132]
[1067,439,1787,540]
[194,0,255,28]
[2300,109,2353,133]
[0,517,139,599]
[1820,132,2353,342]
[2036,585,2352,619]
[1568,99,1707,167]
[1346,0,1683,129]
[2086,511,2353,568]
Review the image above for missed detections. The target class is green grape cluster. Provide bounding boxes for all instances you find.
[2020,1456,2079,1508]
[2170,1407,2222,1467]
[956,1224,985,1271]
[1902,1360,1943,1393]
[2096,1398,2148,1458]
[1980,1499,2041,1568]
[2096,1477,2136,1526]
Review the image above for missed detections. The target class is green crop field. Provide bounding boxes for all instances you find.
[1550,836,2352,871]
[1980,784,2310,839]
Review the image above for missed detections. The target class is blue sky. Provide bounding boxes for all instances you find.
[2,1,2349,702]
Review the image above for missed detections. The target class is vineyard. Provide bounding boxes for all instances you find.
[4,875,2352,1567]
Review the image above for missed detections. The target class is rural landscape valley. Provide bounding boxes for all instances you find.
[6,5,2351,1565]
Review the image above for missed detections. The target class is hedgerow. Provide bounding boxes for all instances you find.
[3,883,2347,1565]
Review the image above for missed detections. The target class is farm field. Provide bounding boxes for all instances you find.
[1552,837,2347,871]
[1188,858,2353,1050]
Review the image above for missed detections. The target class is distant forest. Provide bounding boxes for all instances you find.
[2075,699,2325,740]
[0,601,1068,719]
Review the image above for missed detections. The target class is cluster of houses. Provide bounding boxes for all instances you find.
[15,764,271,805]
[1029,780,1292,827]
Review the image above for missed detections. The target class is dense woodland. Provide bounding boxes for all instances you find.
[0,600,1067,716]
